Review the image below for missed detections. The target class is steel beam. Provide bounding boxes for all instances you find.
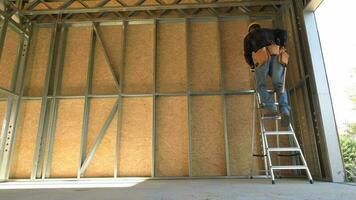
[21,1,285,16]
[41,23,68,179]
[31,23,59,180]
[152,19,157,178]
[115,20,127,178]
[77,23,95,179]
[186,19,192,177]
[217,19,231,176]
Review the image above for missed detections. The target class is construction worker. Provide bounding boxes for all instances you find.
[243,22,290,127]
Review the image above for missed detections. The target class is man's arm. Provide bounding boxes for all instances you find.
[244,36,254,68]
[274,29,288,47]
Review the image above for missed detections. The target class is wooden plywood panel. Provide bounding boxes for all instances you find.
[84,98,117,177]
[191,96,226,176]
[9,100,41,178]
[189,22,221,92]
[92,25,122,95]
[156,96,189,176]
[157,23,187,93]
[296,89,319,175]
[50,99,84,178]
[0,28,20,90]
[99,25,122,79]
[123,24,153,93]
[221,20,252,90]
[226,95,262,175]
[0,101,7,140]
[24,27,53,96]
[60,27,90,96]
[92,39,118,95]
[119,97,152,176]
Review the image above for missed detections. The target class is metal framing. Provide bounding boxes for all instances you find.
[11,0,284,22]
[0,0,343,183]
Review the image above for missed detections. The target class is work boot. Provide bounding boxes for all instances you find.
[281,113,290,127]
[263,108,278,117]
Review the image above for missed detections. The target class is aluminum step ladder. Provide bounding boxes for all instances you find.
[254,90,314,184]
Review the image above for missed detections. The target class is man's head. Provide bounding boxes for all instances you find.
[248,22,261,32]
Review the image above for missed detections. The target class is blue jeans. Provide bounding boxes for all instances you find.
[255,56,290,115]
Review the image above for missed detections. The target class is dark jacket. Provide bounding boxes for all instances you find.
[244,28,287,68]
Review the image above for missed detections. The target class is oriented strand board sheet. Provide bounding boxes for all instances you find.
[99,25,122,79]
[119,97,152,176]
[226,95,262,175]
[221,20,252,90]
[92,25,122,95]
[60,27,90,96]
[157,23,187,93]
[0,100,7,140]
[50,99,84,178]
[295,88,320,175]
[123,24,153,93]
[0,28,20,90]
[156,96,189,176]
[191,96,226,176]
[92,38,118,95]
[84,98,117,177]
[24,27,53,96]
[9,100,41,179]
[189,22,221,92]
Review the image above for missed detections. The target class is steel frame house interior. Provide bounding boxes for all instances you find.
[0,0,345,182]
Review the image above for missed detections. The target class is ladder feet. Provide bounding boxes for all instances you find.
[271,180,275,184]
[309,180,314,184]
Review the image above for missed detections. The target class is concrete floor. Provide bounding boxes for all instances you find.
[0,179,355,200]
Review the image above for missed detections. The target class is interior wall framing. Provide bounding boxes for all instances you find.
[0,0,326,182]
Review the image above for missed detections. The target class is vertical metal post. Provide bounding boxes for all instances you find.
[186,19,193,177]
[152,19,157,178]
[217,18,231,176]
[116,20,127,178]
[0,17,12,168]
[77,23,95,179]
[31,23,58,180]
[42,23,68,179]
[0,25,32,180]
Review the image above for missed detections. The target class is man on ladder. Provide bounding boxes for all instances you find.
[244,22,290,127]
[244,22,314,184]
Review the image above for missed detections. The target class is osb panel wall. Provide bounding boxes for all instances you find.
[226,95,261,175]
[0,28,20,90]
[189,22,221,92]
[84,98,117,177]
[123,24,154,93]
[92,25,122,95]
[10,100,41,179]
[118,97,152,176]
[221,19,251,90]
[156,96,189,176]
[191,96,226,176]
[157,23,187,93]
[24,27,53,97]
[292,89,320,176]
[0,101,7,141]
[5,18,312,179]
[60,27,91,96]
[50,99,84,178]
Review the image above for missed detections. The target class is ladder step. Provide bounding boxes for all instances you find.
[265,131,294,136]
[261,116,281,120]
[268,147,300,152]
[271,165,307,170]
